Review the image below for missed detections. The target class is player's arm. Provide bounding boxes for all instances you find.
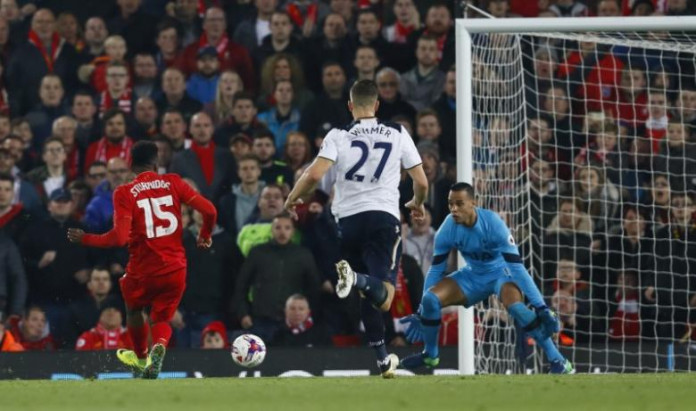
[177,177,217,247]
[285,130,338,217]
[423,216,456,292]
[401,127,428,221]
[69,189,132,248]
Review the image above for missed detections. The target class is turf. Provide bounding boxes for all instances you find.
[1,374,694,411]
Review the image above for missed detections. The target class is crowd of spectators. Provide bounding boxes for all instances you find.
[0,0,695,356]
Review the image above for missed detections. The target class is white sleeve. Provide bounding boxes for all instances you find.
[317,129,340,163]
[400,128,422,169]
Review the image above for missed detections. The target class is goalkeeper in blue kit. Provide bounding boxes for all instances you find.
[400,182,575,374]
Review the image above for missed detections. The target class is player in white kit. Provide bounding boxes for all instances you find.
[285,79,429,378]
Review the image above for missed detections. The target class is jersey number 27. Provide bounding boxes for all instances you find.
[136,195,178,239]
[345,141,392,183]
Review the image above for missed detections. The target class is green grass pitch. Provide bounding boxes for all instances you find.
[2,374,695,411]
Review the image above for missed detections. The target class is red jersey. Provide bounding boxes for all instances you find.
[82,171,217,278]
[75,324,133,351]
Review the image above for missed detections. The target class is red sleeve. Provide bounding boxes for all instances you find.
[174,176,217,240]
[82,188,132,248]
[75,332,95,351]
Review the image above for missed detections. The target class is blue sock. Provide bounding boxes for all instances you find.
[508,302,565,363]
[354,272,387,307]
[538,337,565,363]
[420,291,442,359]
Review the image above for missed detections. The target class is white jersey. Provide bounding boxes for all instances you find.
[317,117,422,220]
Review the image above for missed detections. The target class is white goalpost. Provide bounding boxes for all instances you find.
[456,15,696,375]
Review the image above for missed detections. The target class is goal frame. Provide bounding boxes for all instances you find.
[454,15,696,376]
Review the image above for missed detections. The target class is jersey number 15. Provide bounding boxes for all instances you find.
[345,141,392,183]
[136,195,178,239]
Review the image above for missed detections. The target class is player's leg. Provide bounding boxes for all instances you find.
[117,274,150,376]
[506,263,560,338]
[401,273,471,370]
[143,269,186,379]
[498,281,574,374]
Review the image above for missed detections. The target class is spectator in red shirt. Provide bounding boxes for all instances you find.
[84,108,134,174]
[8,306,56,351]
[75,301,133,351]
[176,7,255,92]
[645,89,670,151]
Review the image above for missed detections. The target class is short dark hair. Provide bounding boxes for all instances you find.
[42,136,65,152]
[0,172,14,186]
[233,91,256,106]
[131,140,159,169]
[102,108,126,125]
[450,182,475,198]
[88,161,107,171]
[253,129,276,144]
[350,79,379,107]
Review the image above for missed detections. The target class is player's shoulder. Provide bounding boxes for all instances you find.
[377,119,404,134]
[437,214,457,235]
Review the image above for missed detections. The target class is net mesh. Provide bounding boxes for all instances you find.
[468,27,696,373]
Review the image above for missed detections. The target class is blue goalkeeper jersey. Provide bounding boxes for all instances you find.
[426,208,521,287]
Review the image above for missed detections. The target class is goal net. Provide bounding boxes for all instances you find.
[460,17,696,373]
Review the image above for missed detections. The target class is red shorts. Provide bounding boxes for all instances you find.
[119,269,186,323]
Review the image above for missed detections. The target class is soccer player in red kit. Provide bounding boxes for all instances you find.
[68,140,217,379]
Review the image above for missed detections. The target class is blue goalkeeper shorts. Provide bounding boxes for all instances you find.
[448,263,540,307]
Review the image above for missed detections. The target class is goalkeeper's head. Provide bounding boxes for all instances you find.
[131,140,159,173]
[349,79,379,118]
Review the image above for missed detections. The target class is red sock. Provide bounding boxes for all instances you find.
[128,322,149,359]
[151,322,173,347]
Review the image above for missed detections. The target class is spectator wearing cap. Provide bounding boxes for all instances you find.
[400,34,446,112]
[20,187,90,342]
[67,266,124,347]
[0,231,27,324]
[271,293,331,347]
[8,305,56,351]
[257,80,301,152]
[214,92,269,147]
[0,146,42,216]
[218,154,266,236]
[233,0,277,54]
[186,46,221,105]
[252,130,294,187]
[75,300,132,351]
[170,111,236,201]
[406,3,454,72]
[176,7,255,92]
[176,208,240,348]
[229,132,253,162]
[252,11,303,71]
[157,67,203,124]
[160,108,191,153]
[7,9,79,116]
[25,137,68,204]
[375,68,416,125]
[107,0,156,55]
[201,320,229,349]
[299,62,350,138]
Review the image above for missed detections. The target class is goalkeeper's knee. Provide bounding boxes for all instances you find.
[420,290,442,321]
